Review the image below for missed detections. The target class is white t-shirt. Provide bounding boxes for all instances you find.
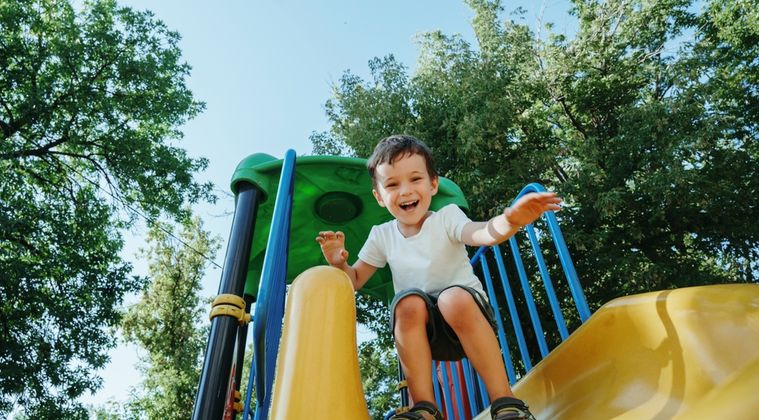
[358,204,486,298]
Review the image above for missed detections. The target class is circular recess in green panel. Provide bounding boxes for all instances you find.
[315,192,363,224]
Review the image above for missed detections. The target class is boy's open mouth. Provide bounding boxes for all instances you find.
[399,200,419,211]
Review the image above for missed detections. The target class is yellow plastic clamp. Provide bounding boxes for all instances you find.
[396,379,408,391]
[233,389,243,413]
[209,294,251,325]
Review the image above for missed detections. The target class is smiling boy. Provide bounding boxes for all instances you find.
[316,135,560,420]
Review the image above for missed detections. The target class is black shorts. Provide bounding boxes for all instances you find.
[389,285,497,361]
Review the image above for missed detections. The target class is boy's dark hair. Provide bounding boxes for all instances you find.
[367,134,438,187]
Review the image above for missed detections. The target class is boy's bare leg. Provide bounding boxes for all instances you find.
[394,295,436,414]
[437,287,514,400]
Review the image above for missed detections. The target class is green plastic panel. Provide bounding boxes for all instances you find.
[231,154,469,304]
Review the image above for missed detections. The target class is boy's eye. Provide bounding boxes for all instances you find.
[385,183,397,188]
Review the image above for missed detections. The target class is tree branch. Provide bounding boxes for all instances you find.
[558,97,589,140]
[552,161,569,183]
[0,135,69,159]
[0,119,10,138]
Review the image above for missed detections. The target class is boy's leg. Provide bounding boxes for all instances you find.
[436,286,514,400]
[392,293,436,406]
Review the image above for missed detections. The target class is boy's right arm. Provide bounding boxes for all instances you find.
[315,231,377,291]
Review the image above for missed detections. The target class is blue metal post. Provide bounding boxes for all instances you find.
[491,246,532,371]
[251,150,296,420]
[509,237,549,358]
[525,225,569,340]
[480,256,516,384]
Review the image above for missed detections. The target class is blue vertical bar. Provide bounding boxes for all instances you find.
[432,361,442,411]
[448,361,466,420]
[509,237,549,358]
[461,358,479,418]
[480,255,516,384]
[491,246,532,371]
[242,351,257,419]
[252,150,296,420]
[525,224,569,340]
[439,362,455,419]
[475,370,489,409]
[544,211,591,322]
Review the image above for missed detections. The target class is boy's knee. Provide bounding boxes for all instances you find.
[393,295,429,327]
[437,288,479,327]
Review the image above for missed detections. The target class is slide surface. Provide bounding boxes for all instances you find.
[269,266,370,419]
[473,284,759,419]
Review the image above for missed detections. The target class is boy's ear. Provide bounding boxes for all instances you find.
[372,188,386,207]
[431,176,439,196]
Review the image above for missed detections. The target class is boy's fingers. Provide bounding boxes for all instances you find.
[318,231,336,240]
[336,231,345,240]
[534,193,558,201]
[531,194,561,206]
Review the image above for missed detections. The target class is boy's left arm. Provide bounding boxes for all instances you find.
[460,192,562,247]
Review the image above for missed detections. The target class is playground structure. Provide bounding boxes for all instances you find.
[191,150,759,420]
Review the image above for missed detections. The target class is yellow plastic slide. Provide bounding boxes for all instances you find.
[476,283,759,420]
[271,267,759,420]
[269,266,370,419]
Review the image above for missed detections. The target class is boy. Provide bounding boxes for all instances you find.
[316,135,560,420]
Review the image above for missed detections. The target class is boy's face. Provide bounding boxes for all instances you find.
[372,152,439,232]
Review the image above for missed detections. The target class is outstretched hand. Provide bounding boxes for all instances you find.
[315,231,349,267]
[504,192,562,228]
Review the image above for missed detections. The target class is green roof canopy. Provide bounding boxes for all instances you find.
[231,154,469,304]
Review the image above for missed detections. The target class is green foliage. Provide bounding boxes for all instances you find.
[238,344,255,414]
[89,400,130,419]
[354,294,398,418]
[0,0,212,416]
[120,216,219,420]
[355,294,393,348]
[311,0,758,349]
[357,340,399,420]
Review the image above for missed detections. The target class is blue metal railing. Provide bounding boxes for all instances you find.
[244,149,297,420]
[515,183,590,322]
[432,182,590,418]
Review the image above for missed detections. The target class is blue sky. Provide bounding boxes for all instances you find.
[83,0,575,407]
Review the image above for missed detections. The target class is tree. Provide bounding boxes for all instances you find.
[0,0,212,416]
[538,0,758,298]
[353,294,398,418]
[358,340,400,420]
[120,216,219,420]
[311,0,758,355]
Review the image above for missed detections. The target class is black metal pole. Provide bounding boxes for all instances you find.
[398,357,409,408]
[193,183,260,420]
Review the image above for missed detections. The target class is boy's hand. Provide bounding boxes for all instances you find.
[315,231,349,267]
[504,192,562,228]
